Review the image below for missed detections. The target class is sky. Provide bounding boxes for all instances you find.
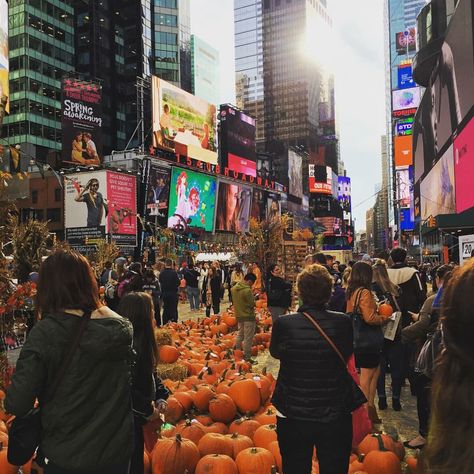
[190,0,386,231]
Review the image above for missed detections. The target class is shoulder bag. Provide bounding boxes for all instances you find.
[415,323,443,379]
[301,312,366,412]
[8,311,92,466]
[349,289,384,353]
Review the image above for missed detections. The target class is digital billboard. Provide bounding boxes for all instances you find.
[216,181,252,233]
[454,117,474,213]
[191,35,220,105]
[219,104,256,176]
[396,167,412,208]
[400,208,414,231]
[394,135,413,167]
[395,116,414,136]
[267,194,282,221]
[167,167,217,232]
[392,87,421,111]
[64,170,137,247]
[250,188,266,221]
[152,77,217,164]
[0,0,8,113]
[146,163,170,225]
[337,176,351,213]
[61,78,103,167]
[288,149,303,199]
[420,145,456,220]
[396,28,416,54]
[309,165,333,194]
[398,64,414,89]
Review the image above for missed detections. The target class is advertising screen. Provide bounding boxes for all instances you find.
[400,208,415,231]
[337,176,351,213]
[420,145,456,220]
[0,0,8,113]
[61,78,103,167]
[152,77,217,164]
[309,165,333,194]
[396,167,412,208]
[220,104,256,176]
[454,118,474,213]
[145,163,170,224]
[394,135,413,166]
[396,28,416,54]
[167,167,217,232]
[288,150,303,199]
[395,116,414,136]
[398,64,414,89]
[216,181,252,233]
[64,170,137,247]
[392,87,421,111]
[250,188,266,221]
[267,194,282,221]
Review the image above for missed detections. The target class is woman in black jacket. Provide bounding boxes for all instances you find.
[203,266,222,316]
[266,263,292,322]
[270,264,362,474]
[118,292,169,474]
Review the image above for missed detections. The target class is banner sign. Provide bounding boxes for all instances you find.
[459,234,474,266]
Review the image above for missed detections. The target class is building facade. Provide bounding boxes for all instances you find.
[191,35,220,105]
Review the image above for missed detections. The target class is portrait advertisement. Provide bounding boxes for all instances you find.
[216,181,252,233]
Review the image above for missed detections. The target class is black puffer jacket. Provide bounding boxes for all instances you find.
[5,307,134,471]
[270,306,353,422]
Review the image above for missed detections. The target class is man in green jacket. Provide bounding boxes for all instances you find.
[231,273,257,364]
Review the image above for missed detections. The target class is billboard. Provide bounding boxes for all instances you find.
[459,234,474,266]
[392,87,421,111]
[219,104,256,176]
[152,77,217,164]
[61,78,103,167]
[398,64,414,89]
[337,176,351,213]
[420,145,456,220]
[250,188,266,221]
[400,208,414,231]
[146,163,170,224]
[288,150,303,199]
[309,165,333,194]
[191,35,220,105]
[396,167,412,208]
[454,117,474,213]
[215,181,252,233]
[395,116,414,136]
[0,0,8,113]
[167,167,217,232]
[267,194,282,221]
[64,171,137,247]
[396,28,416,54]
[394,135,413,167]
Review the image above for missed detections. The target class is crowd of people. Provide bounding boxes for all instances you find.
[3,246,474,473]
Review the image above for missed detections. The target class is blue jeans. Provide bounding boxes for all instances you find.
[187,286,200,310]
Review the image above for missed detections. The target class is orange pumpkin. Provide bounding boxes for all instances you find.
[235,447,275,474]
[406,456,418,473]
[357,433,402,460]
[228,379,261,415]
[209,394,237,424]
[229,418,261,440]
[175,419,207,445]
[173,391,194,412]
[193,386,215,412]
[267,440,282,473]
[158,345,179,363]
[151,434,200,474]
[226,432,254,459]
[164,397,184,424]
[206,422,229,435]
[253,424,278,450]
[254,407,277,426]
[144,450,151,474]
[198,432,234,458]
[0,442,20,474]
[362,434,402,474]
[378,303,393,317]
[195,454,238,474]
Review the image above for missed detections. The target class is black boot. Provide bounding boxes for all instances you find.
[392,398,402,411]
[378,397,388,410]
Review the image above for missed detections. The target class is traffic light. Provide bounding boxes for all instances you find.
[428,216,437,228]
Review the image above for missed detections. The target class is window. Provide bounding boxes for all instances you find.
[32,190,38,204]
[155,32,177,45]
[35,209,44,220]
[155,0,177,7]
[47,208,61,223]
[155,14,177,26]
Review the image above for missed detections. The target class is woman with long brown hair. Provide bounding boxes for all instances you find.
[425,260,474,474]
[5,249,134,474]
[346,261,391,424]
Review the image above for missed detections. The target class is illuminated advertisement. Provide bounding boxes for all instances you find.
[396,167,412,208]
[454,118,474,213]
[394,135,413,167]
[0,0,8,112]
[146,163,170,224]
[288,149,303,199]
[251,188,266,221]
[219,104,256,176]
[393,107,418,118]
[395,116,414,136]
[396,28,416,54]
[267,194,282,221]
[398,64,414,89]
[65,171,137,247]
[152,77,217,164]
[61,78,103,167]
[216,181,252,233]
[400,208,414,231]
[337,176,351,213]
[420,145,456,220]
[309,165,333,194]
[167,167,217,232]
[392,87,421,111]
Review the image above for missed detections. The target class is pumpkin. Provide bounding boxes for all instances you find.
[209,394,237,423]
[348,458,365,473]
[229,418,261,439]
[0,442,20,474]
[164,397,184,424]
[0,431,8,446]
[255,407,277,425]
[378,303,393,317]
[158,345,179,363]
[193,386,215,412]
[267,441,282,473]
[173,391,194,412]
[226,433,254,459]
[195,454,238,474]
[198,432,234,458]
[151,434,200,474]
[144,450,151,474]
[406,456,418,473]
[357,433,402,460]
[235,447,275,474]
[362,434,402,474]
[207,422,229,435]
[253,424,278,450]
[175,419,207,444]
[194,414,214,426]
[228,379,261,414]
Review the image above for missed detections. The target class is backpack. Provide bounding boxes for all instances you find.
[104,270,117,301]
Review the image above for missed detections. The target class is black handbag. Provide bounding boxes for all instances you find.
[302,312,367,412]
[7,311,91,466]
[350,289,384,354]
[415,325,443,379]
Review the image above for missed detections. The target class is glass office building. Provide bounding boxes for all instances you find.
[191,35,220,105]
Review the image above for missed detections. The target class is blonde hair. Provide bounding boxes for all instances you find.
[373,260,399,296]
[297,264,333,306]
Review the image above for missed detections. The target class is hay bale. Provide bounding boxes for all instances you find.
[155,362,188,381]
[155,328,173,347]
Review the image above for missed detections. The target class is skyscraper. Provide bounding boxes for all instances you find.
[191,35,220,105]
